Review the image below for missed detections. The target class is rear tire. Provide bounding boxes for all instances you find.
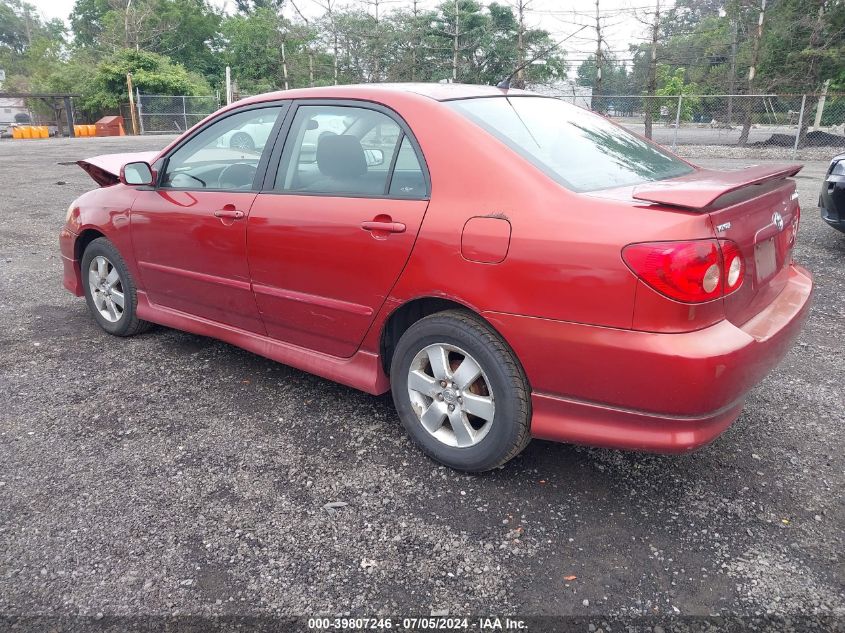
[390,310,531,472]
[81,237,150,337]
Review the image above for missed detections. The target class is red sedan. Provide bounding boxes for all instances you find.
[60,84,812,471]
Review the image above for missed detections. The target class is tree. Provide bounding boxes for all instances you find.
[69,0,222,78]
[576,53,628,93]
[656,66,701,121]
[69,0,110,48]
[81,48,210,113]
[221,7,317,92]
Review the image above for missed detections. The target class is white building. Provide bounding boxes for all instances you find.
[0,97,30,126]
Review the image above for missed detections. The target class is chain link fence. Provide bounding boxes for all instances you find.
[581,93,845,160]
[136,93,220,135]
[132,90,845,161]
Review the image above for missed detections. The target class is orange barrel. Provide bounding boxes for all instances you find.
[11,127,22,139]
[86,124,96,136]
[39,126,48,138]
[74,125,82,137]
[20,126,32,139]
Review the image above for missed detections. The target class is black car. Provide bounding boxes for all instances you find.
[820,153,845,233]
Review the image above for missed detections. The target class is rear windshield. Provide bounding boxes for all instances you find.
[447,96,693,192]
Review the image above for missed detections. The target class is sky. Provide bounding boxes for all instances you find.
[25,0,657,77]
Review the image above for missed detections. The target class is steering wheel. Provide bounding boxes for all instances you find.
[218,163,258,190]
[171,172,206,187]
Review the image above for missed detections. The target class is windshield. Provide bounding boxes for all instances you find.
[447,96,693,192]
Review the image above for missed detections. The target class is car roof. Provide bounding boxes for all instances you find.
[238,82,539,106]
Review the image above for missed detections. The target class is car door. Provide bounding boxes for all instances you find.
[247,101,430,358]
[131,104,287,334]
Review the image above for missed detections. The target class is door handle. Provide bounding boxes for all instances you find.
[214,209,245,219]
[361,220,406,234]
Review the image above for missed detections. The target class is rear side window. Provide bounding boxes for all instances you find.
[276,104,421,198]
[389,136,426,198]
[447,96,693,192]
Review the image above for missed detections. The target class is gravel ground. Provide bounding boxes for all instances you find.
[0,136,843,627]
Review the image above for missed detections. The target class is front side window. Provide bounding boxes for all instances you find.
[161,106,283,190]
[275,105,422,197]
[447,96,693,192]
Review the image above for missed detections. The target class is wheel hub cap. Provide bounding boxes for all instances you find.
[87,255,124,323]
[406,343,495,449]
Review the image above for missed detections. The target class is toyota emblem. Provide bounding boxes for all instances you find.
[772,211,784,231]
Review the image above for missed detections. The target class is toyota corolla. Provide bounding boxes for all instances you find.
[60,83,813,471]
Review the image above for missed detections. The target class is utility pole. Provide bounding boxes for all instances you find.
[643,0,660,139]
[593,0,603,110]
[515,0,528,89]
[124,0,132,50]
[309,53,314,87]
[411,0,419,81]
[225,65,232,105]
[281,42,289,90]
[23,5,32,46]
[126,73,139,135]
[739,0,766,146]
[290,0,316,87]
[314,0,339,84]
[453,0,460,82]
[726,13,738,126]
[362,0,385,81]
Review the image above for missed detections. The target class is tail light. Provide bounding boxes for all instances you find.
[720,240,744,293]
[790,204,801,245]
[622,239,744,304]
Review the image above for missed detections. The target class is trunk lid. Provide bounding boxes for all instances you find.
[635,163,802,327]
[77,151,158,187]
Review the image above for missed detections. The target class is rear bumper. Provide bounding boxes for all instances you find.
[60,227,83,296]
[530,392,743,453]
[820,172,845,233]
[484,263,813,452]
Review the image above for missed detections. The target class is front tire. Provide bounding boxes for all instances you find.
[80,237,150,337]
[390,310,531,472]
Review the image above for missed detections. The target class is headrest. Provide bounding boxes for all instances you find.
[316,134,367,179]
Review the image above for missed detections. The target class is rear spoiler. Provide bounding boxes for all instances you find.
[77,151,158,187]
[633,163,802,210]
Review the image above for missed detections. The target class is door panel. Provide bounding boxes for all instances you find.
[131,189,264,333]
[130,104,286,334]
[248,195,428,357]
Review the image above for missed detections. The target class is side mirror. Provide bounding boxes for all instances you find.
[120,161,154,186]
[364,148,385,167]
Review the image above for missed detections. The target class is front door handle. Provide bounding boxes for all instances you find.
[214,209,245,220]
[361,220,406,234]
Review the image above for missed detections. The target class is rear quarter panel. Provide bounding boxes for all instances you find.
[368,98,716,350]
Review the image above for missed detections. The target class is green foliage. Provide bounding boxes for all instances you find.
[9,0,843,128]
[220,7,315,93]
[628,0,845,96]
[576,54,631,94]
[68,0,110,48]
[656,67,701,120]
[70,0,222,78]
[81,49,211,113]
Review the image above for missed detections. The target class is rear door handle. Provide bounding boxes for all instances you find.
[214,209,245,220]
[361,220,406,233]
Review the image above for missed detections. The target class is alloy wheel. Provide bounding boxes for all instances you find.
[87,255,124,323]
[406,343,495,448]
